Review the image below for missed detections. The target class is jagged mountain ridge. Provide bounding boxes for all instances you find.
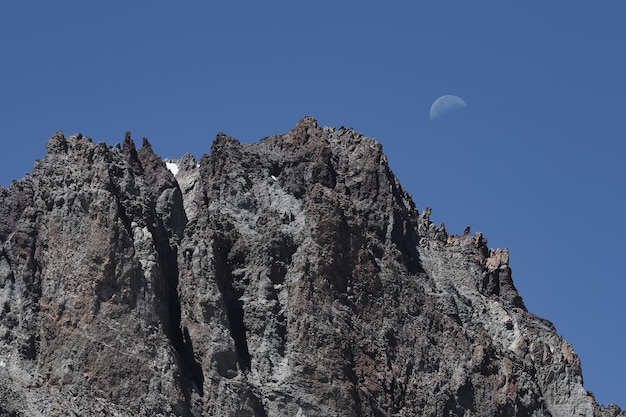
[0,117,623,416]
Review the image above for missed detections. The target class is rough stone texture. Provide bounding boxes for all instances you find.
[0,117,623,416]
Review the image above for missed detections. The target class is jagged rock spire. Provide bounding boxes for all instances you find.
[45,130,67,154]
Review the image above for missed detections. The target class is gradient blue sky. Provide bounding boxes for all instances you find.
[1,1,625,407]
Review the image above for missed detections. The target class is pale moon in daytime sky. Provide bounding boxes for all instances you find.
[430,95,467,120]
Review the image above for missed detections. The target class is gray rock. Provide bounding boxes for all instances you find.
[0,119,622,416]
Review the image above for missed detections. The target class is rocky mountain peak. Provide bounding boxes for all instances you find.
[0,119,622,416]
[45,130,68,154]
[288,115,321,142]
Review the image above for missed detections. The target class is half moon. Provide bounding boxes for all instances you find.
[429,95,467,120]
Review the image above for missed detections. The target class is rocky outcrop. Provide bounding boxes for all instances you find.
[0,117,622,416]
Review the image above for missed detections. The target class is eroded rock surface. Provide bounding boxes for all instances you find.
[0,118,622,416]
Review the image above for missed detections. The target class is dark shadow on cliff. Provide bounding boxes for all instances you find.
[153,225,205,401]
[182,326,205,397]
[212,225,252,373]
[144,199,205,405]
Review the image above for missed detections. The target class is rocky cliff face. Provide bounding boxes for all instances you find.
[0,117,622,416]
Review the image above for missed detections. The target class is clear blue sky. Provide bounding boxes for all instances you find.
[1,1,625,407]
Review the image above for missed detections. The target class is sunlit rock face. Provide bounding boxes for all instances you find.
[0,118,622,416]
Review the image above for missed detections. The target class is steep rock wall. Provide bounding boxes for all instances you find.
[0,118,622,416]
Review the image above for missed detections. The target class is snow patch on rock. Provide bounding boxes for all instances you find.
[165,162,179,176]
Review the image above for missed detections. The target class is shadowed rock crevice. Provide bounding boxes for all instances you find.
[211,226,252,372]
[266,233,296,357]
[16,232,42,361]
[139,152,204,400]
[0,180,34,243]
[266,233,297,287]
[248,390,269,417]
[152,218,205,399]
